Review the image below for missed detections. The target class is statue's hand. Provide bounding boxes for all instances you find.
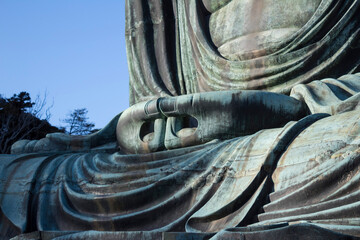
[10,133,89,154]
[11,113,121,154]
[116,90,309,154]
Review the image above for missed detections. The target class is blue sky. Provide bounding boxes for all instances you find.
[0,1,129,129]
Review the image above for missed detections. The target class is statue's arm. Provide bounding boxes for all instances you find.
[11,113,121,154]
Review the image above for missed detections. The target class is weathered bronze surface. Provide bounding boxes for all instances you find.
[1,0,360,239]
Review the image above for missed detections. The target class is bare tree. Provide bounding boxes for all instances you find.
[0,92,61,154]
[62,108,95,135]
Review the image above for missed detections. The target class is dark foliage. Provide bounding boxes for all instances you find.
[0,92,64,154]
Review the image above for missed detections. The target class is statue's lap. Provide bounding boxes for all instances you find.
[1,110,359,237]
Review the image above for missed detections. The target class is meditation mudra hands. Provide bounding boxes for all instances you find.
[116,90,308,154]
[11,90,308,154]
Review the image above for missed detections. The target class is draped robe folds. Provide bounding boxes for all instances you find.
[1,0,360,239]
[1,75,360,239]
[126,0,360,104]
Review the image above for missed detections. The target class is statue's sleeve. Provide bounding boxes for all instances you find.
[290,73,360,115]
[125,0,181,105]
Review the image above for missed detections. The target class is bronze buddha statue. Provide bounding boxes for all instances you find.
[1,0,360,239]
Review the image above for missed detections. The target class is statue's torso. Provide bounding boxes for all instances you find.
[204,0,322,59]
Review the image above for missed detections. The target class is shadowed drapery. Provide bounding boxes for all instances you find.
[126,0,360,105]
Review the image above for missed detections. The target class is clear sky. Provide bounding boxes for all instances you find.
[0,1,129,129]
